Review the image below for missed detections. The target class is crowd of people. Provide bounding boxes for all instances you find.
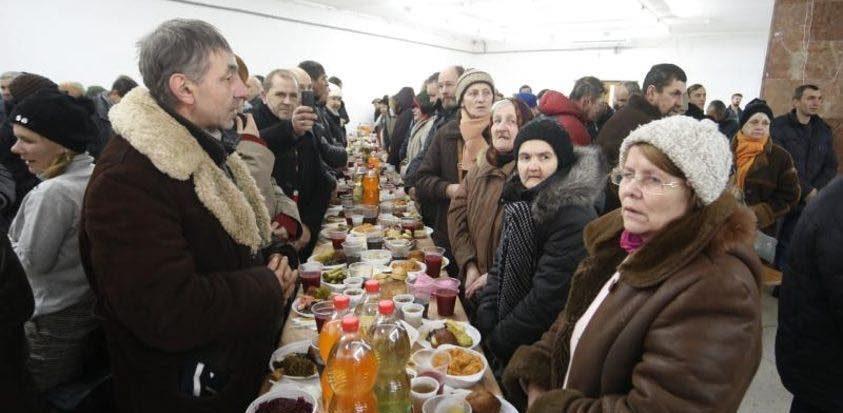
[0,17,840,413]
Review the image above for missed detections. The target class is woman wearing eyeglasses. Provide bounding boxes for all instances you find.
[503,116,763,412]
[731,99,800,238]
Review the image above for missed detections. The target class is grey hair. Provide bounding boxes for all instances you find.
[263,69,299,92]
[569,76,605,101]
[1,71,21,82]
[137,19,231,108]
[621,81,641,96]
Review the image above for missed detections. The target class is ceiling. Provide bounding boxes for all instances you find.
[283,0,774,51]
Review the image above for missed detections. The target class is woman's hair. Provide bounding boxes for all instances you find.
[41,150,79,179]
[629,142,703,208]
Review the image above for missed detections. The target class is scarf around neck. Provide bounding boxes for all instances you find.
[734,131,768,190]
[459,109,490,172]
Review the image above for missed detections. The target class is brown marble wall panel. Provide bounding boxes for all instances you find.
[762,0,843,168]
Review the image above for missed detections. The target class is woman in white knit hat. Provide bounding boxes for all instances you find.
[503,116,764,413]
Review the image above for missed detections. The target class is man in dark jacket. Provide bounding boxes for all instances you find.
[89,75,138,160]
[298,60,347,149]
[595,63,686,213]
[388,86,415,168]
[404,66,464,190]
[772,84,838,268]
[707,99,739,139]
[776,176,843,413]
[255,68,335,258]
[79,19,298,413]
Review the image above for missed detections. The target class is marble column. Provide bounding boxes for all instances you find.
[761,0,843,170]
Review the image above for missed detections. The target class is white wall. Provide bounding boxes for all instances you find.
[2,0,770,126]
[476,33,771,107]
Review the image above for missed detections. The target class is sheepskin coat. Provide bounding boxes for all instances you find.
[79,88,285,412]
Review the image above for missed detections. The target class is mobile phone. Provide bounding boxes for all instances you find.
[300,90,315,109]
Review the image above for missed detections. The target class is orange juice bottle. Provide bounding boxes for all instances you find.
[319,295,350,406]
[326,316,379,413]
[367,154,381,170]
[362,169,380,206]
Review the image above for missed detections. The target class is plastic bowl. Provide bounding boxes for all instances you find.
[434,344,488,389]
[246,384,318,413]
[360,249,392,266]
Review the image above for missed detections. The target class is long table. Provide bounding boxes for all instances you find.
[260,236,501,401]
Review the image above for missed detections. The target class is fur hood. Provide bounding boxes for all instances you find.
[109,88,272,253]
[526,145,607,225]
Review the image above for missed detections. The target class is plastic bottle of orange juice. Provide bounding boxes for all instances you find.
[319,295,350,407]
[326,316,379,413]
[362,169,380,206]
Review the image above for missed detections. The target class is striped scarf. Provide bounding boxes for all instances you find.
[497,200,538,319]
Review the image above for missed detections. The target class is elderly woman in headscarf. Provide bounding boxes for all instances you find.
[448,97,533,303]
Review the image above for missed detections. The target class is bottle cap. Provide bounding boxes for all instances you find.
[341,316,359,332]
[378,300,395,315]
[333,294,350,310]
[364,280,380,293]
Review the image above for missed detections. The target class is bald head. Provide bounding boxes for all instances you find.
[290,67,312,92]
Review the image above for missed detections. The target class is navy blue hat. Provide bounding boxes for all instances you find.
[11,89,96,153]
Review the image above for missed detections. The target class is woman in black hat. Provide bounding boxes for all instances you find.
[475,118,606,371]
[8,88,99,393]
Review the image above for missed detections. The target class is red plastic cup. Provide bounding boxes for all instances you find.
[329,230,347,250]
[299,262,323,292]
[435,287,458,317]
[424,247,446,278]
[311,300,334,333]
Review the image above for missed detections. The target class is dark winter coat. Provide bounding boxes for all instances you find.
[718,117,740,139]
[415,113,490,254]
[389,87,415,168]
[771,110,838,199]
[730,136,801,236]
[0,120,39,223]
[776,176,843,412]
[538,91,592,146]
[0,163,13,233]
[594,94,662,213]
[404,106,458,189]
[89,91,115,160]
[0,233,38,412]
[476,146,605,364]
[504,194,763,413]
[80,89,284,413]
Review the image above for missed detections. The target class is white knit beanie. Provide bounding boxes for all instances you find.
[618,116,732,205]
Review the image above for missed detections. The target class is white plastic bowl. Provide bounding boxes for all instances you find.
[434,344,488,389]
[360,249,392,266]
[246,384,318,413]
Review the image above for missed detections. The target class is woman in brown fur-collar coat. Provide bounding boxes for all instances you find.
[503,116,763,413]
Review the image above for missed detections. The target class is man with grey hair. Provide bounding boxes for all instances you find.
[79,19,297,412]
[613,80,641,110]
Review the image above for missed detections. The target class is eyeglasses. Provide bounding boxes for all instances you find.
[610,168,684,195]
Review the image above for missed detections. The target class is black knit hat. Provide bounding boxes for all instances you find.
[10,89,97,153]
[739,98,774,129]
[8,72,57,102]
[514,118,575,170]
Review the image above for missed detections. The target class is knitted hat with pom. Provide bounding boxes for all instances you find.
[618,116,732,205]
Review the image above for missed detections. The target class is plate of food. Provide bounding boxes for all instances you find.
[268,340,320,381]
[308,248,348,268]
[350,223,382,237]
[435,345,488,388]
[292,286,332,318]
[417,319,481,350]
[247,384,318,413]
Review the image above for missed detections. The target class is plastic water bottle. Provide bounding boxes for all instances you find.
[325,316,379,413]
[370,300,412,413]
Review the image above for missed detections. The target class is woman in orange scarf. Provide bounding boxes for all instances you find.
[731,99,800,237]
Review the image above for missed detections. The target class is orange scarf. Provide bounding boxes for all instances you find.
[735,131,768,190]
[458,109,490,173]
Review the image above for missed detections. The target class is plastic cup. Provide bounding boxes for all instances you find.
[401,303,424,328]
[343,276,364,290]
[342,241,366,264]
[351,214,364,226]
[342,287,365,309]
[329,230,347,249]
[410,376,439,413]
[348,262,374,279]
[299,262,323,291]
[434,287,458,317]
[424,247,446,278]
[311,300,334,333]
